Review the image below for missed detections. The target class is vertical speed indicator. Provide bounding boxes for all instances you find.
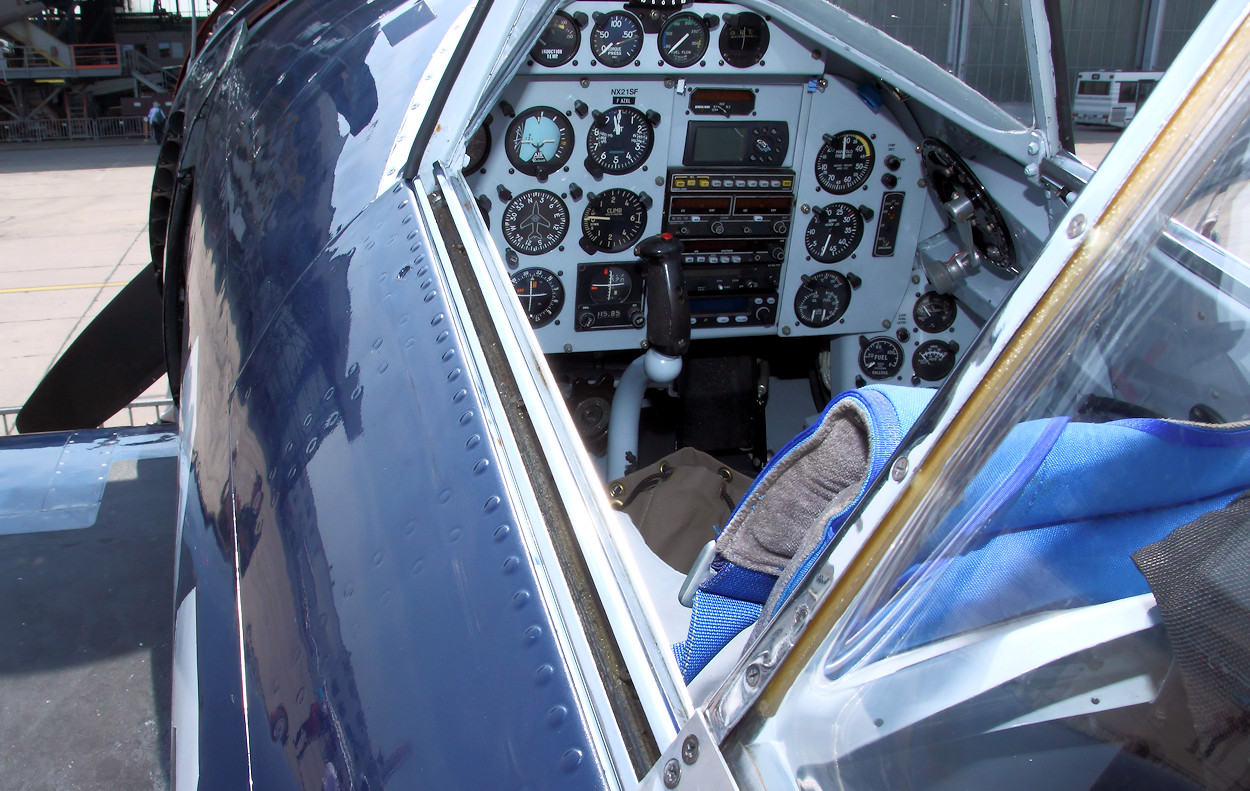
[815,131,875,194]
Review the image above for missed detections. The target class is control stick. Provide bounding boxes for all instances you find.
[607,234,690,480]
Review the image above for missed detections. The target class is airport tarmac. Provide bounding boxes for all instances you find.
[0,140,169,426]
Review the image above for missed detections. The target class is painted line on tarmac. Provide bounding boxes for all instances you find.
[0,282,126,295]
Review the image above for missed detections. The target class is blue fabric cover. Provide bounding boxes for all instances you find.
[674,383,1250,685]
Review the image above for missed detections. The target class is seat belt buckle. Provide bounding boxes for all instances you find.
[679,540,718,608]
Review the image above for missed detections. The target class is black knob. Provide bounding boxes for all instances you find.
[881,173,898,189]
[884,155,901,171]
[578,312,596,329]
[772,221,788,234]
[711,221,725,235]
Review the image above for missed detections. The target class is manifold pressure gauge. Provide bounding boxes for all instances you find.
[815,131,874,194]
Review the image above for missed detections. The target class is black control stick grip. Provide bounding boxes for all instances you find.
[636,233,689,357]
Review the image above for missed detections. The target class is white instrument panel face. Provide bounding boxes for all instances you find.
[465,3,929,355]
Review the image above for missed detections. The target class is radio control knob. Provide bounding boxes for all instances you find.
[710,221,725,235]
[578,311,596,329]
[773,221,788,234]
[755,305,775,324]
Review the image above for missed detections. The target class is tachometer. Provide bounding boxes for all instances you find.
[511,267,565,328]
[815,131,875,194]
[659,12,709,69]
[530,11,580,68]
[505,106,574,178]
[590,10,643,68]
[794,270,851,328]
[586,106,654,176]
[502,189,569,255]
[581,189,648,253]
[805,203,863,263]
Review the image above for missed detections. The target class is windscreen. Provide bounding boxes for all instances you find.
[751,34,1250,791]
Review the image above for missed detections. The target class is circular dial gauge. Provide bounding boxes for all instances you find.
[860,336,904,380]
[586,106,654,175]
[913,339,958,381]
[505,107,574,178]
[511,267,565,328]
[913,291,958,334]
[921,138,1017,278]
[587,265,634,305]
[815,131,875,194]
[794,270,851,328]
[463,121,491,173]
[590,10,643,68]
[805,203,864,263]
[659,12,709,68]
[530,11,580,68]
[502,189,569,255]
[582,189,648,253]
[719,12,769,68]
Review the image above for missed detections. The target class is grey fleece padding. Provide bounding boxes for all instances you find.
[714,399,872,579]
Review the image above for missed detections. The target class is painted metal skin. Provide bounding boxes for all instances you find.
[169,0,612,787]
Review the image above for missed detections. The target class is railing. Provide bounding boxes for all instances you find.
[72,43,121,70]
[0,115,148,143]
[0,43,121,76]
[1,397,176,437]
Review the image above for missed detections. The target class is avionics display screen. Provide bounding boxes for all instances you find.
[687,124,748,165]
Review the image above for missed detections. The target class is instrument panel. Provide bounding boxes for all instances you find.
[465,2,930,356]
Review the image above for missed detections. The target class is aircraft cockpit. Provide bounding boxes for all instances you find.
[457,1,1057,484]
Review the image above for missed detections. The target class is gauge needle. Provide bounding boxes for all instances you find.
[585,215,611,221]
[667,33,690,54]
[613,113,621,135]
[822,235,832,256]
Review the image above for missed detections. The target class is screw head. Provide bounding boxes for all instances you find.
[745,663,762,687]
[891,457,909,481]
[1067,214,1087,238]
[682,734,700,765]
[663,758,681,788]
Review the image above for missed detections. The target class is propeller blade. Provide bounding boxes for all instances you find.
[16,270,167,434]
